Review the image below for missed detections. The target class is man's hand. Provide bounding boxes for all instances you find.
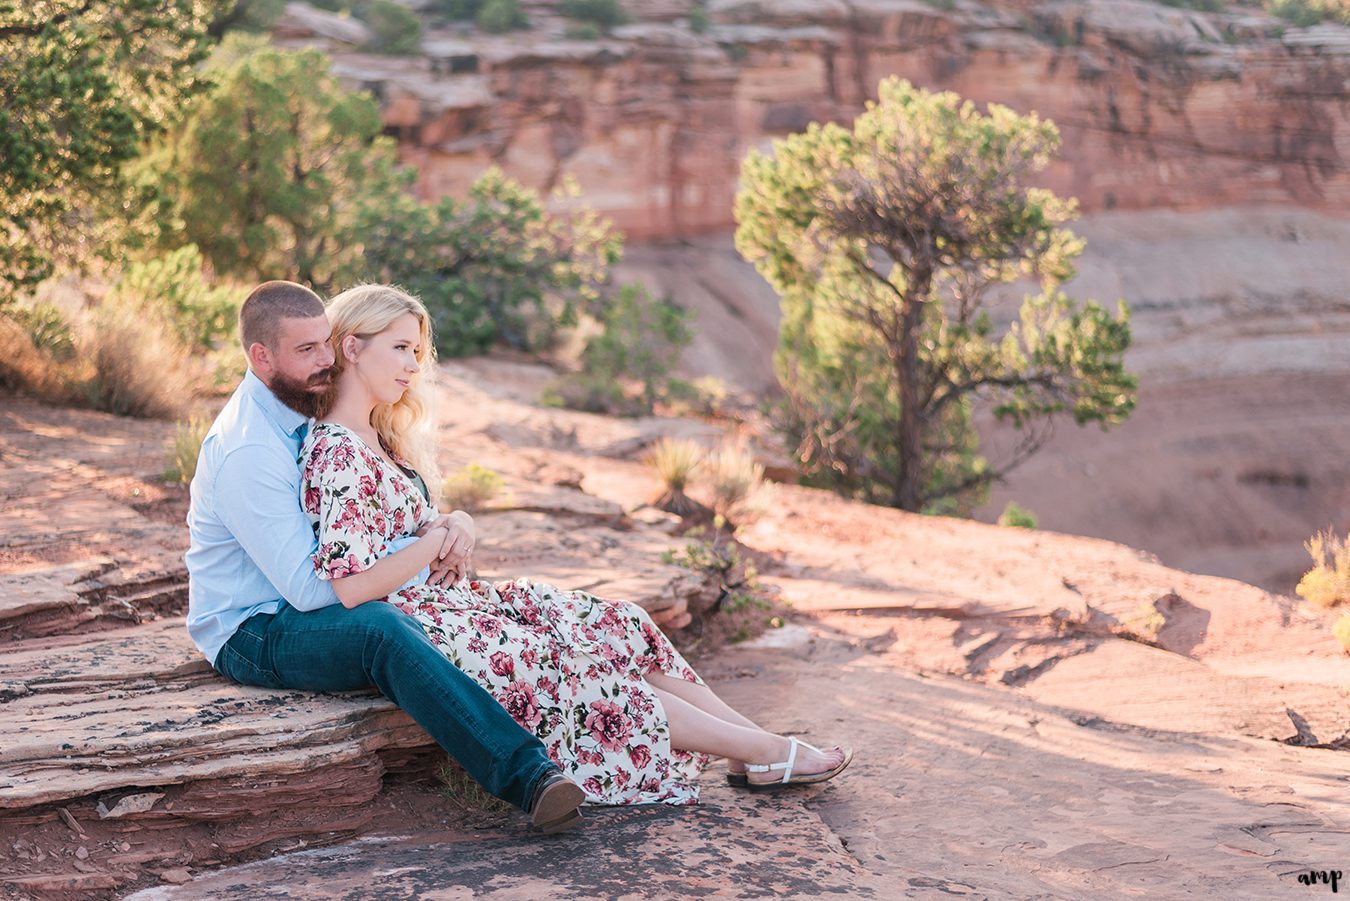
[427,510,475,586]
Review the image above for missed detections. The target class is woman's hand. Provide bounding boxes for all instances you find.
[427,510,475,586]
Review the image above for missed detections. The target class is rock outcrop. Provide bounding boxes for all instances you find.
[283,0,1350,238]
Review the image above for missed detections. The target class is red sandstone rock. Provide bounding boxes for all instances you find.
[294,1,1350,239]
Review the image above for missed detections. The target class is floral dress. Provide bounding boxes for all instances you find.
[301,422,706,805]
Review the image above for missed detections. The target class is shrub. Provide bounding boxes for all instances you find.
[442,463,505,512]
[342,168,622,358]
[1296,530,1350,608]
[429,0,483,19]
[0,315,81,401]
[662,525,774,642]
[365,0,423,54]
[667,375,729,417]
[558,0,628,29]
[703,442,764,518]
[688,6,711,32]
[165,414,212,484]
[84,310,191,418]
[113,246,239,350]
[478,0,527,32]
[1266,0,1339,25]
[547,284,692,416]
[998,501,1038,529]
[1334,615,1350,655]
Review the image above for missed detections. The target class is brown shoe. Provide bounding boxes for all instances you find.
[529,772,585,834]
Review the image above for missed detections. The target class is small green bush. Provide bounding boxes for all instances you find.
[998,501,1038,529]
[1263,0,1350,24]
[113,245,238,350]
[547,284,692,416]
[442,463,505,512]
[667,375,729,417]
[478,0,527,32]
[688,6,711,32]
[430,0,483,18]
[165,414,213,484]
[365,0,423,55]
[558,0,628,28]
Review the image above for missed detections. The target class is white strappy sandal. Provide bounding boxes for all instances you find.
[745,737,854,792]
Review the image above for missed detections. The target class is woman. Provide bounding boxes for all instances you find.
[300,284,852,805]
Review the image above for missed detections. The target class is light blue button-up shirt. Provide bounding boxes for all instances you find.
[185,371,429,665]
[185,370,339,665]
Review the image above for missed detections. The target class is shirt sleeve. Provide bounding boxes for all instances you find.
[214,443,339,613]
[302,437,389,581]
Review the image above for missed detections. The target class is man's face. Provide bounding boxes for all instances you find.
[255,314,335,416]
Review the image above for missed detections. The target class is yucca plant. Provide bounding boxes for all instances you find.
[644,437,708,518]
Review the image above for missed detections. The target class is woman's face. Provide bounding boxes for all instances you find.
[349,312,423,406]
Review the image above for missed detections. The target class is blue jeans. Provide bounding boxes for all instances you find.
[212,601,555,812]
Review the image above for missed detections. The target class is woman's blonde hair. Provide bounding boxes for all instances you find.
[323,284,440,498]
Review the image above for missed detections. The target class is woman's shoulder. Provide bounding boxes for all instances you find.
[302,422,377,474]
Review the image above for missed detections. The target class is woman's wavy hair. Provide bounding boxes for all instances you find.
[322,284,440,498]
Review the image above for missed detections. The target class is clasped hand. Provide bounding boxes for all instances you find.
[418,511,475,586]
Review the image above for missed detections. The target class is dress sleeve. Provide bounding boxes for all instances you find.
[302,434,389,581]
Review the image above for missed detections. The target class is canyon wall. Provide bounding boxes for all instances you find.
[294,0,1350,239]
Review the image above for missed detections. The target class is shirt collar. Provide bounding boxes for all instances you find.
[243,368,311,440]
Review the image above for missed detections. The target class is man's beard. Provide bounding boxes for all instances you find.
[269,368,334,419]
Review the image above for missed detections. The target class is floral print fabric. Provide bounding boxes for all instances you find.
[301,422,705,805]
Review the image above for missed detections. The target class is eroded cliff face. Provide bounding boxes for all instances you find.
[291,0,1350,238]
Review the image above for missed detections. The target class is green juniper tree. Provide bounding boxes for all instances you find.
[0,0,218,306]
[127,35,388,286]
[736,78,1136,514]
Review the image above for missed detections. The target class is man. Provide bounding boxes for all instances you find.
[185,280,584,832]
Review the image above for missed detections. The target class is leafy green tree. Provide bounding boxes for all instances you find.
[0,0,218,306]
[736,78,1136,514]
[129,35,388,286]
[337,168,622,357]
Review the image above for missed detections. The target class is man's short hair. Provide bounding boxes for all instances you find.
[239,281,326,352]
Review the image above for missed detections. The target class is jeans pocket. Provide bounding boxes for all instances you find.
[215,638,284,690]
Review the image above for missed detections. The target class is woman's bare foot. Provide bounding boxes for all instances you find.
[745,738,851,789]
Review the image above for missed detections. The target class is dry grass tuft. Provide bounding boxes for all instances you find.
[644,437,707,518]
[1296,529,1350,609]
[164,414,212,484]
[436,759,511,828]
[83,312,193,419]
[702,442,764,518]
[1334,615,1350,656]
